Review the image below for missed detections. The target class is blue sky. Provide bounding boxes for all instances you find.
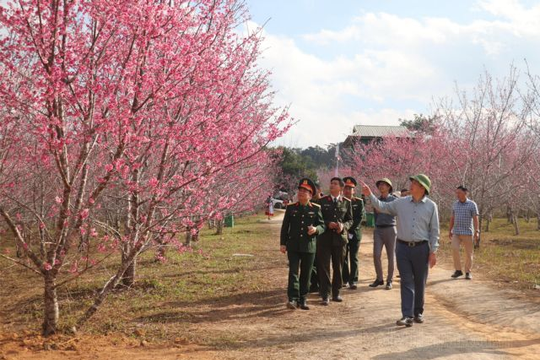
[245,0,540,148]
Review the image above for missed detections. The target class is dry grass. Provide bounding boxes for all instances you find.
[0,213,279,345]
[1,213,538,347]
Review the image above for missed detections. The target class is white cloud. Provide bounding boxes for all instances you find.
[256,1,540,147]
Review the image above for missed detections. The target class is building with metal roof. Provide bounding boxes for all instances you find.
[343,125,411,148]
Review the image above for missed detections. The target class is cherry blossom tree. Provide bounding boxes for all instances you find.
[0,0,289,335]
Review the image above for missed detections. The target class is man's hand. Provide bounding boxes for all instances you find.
[328,222,337,230]
[359,180,372,197]
[336,222,344,233]
[429,253,437,268]
[280,245,287,254]
[474,232,480,248]
[448,231,453,240]
[307,225,317,236]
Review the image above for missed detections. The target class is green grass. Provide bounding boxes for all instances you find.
[439,218,540,289]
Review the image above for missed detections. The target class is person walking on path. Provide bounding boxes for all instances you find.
[448,186,479,280]
[280,178,325,310]
[265,195,274,220]
[360,174,439,327]
[316,177,353,305]
[342,177,365,290]
[369,178,397,290]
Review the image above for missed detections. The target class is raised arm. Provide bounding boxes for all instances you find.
[359,180,399,216]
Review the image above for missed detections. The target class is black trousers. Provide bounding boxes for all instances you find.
[343,237,361,285]
[309,256,319,292]
[287,251,316,302]
[316,237,346,298]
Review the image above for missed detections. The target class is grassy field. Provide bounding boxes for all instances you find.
[0,214,279,345]
[438,218,540,289]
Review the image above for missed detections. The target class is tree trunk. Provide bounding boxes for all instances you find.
[122,173,138,286]
[485,215,491,233]
[525,210,531,223]
[215,219,224,235]
[512,213,520,235]
[43,274,59,336]
[185,230,192,247]
[121,251,136,287]
[537,212,540,231]
[77,256,135,328]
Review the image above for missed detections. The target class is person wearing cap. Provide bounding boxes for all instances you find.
[280,178,325,310]
[369,178,398,290]
[316,177,353,305]
[341,177,365,290]
[360,174,439,327]
[448,186,479,280]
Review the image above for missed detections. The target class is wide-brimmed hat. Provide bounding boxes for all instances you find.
[298,178,316,194]
[376,178,393,193]
[409,174,431,195]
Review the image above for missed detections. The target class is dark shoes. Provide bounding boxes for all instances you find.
[396,317,414,327]
[369,279,384,288]
[465,272,472,280]
[299,299,310,310]
[321,297,330,306]
[332,295,343,302]
[349,283,358,290]
[385,282,392,290]
[414,314,424,323]
[286,300,298,310]
[451,270,464,278]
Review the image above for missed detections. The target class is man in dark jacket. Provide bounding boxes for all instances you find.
[280,178,325,310]
[316,177,353,305]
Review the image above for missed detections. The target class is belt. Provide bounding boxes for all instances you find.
[397,239,428,247]
[375,224,395,228]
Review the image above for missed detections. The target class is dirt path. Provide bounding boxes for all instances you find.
[187,214,540,360]
[2,214,539,359]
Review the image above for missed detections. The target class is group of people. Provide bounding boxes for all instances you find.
[280,174,480,327]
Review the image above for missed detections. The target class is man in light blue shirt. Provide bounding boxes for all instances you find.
[361,174,439,328]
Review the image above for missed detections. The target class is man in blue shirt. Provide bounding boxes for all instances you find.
[361,174,439,327]
[448,186,479,280]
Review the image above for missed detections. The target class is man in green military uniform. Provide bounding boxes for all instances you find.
[316,177,353,305]
[342,177,365,290]
[280,178,325,310]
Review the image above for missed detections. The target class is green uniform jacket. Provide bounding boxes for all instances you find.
[349,196,365,241]
[317,195,354,246]
[280,201,326,253]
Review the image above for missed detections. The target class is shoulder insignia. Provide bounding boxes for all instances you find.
[309,202,321,208]
[342,196,351,202]
[287,202,298,207]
